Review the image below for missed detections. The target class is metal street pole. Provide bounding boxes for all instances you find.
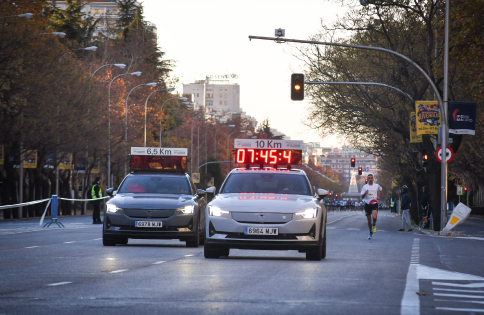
[249,34,448,230]
[227,130,246,160]
[125,82,157,176]
[107,71,142,187]
[143,88,174,147]
[441,0,450,229]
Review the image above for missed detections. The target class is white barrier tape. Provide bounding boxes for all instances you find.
[57,196,110,202]
[39,198,52,227]
[0,198,51,210]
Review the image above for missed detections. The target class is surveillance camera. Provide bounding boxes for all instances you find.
[275,28,285,37]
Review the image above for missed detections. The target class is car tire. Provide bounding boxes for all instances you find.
[117,237,128,245]
[306,227,324,261]
[204,245,229,258]
[186,226,200,248]
[199,230,205,245]
[103,234,116,246]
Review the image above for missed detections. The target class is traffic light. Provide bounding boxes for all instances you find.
[329,192,332,196]
[422,149,428,167]
[291,73,304,100]
[351,158,355,167]
[365,179,368,184]
[335,194,338,198]
[358,167,362,175]
[465,187,468,191]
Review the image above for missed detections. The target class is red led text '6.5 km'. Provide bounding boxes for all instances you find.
[235,149,302,165]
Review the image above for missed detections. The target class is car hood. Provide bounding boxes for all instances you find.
[108,193,194,209]
[209,193,318,212]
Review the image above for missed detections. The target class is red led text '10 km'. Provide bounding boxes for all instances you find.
[235,149,302,165]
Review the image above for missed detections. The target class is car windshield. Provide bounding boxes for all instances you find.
[118,175,191,195]
[221,173,311,195]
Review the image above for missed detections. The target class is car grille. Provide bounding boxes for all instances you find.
[224,233,298,240]
[124,209,175,218]
[231,212,293,224]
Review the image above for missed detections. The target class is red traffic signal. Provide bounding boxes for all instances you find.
[358,167,362,175]
[351,158,355,167]
[335,194,338,197]
[365,179,368,184]
[329,192,332,196]
[465,187,468,191]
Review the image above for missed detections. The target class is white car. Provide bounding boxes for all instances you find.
[204,168,329,260]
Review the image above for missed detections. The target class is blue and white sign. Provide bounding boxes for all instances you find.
[365,167,369,172]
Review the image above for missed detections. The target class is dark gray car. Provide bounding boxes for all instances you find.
[103,173,209,247]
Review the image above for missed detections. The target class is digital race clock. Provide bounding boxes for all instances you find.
[233,139,303,165]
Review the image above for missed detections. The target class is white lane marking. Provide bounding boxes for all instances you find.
[401,238,420,315]
[47,282,72,286]
[435,299,484,305]
[433,282,484,288]
[25,246,39,249]
[327,213,358,225]
[456,237,484,241]
[153,261,166,265]
[184,255,194,257]
[106,258,115,260]
[434,288,484,293]
[110,269,127,274]
[434,293,484,299]
[419,267,484,281]
[64,241,75,244]
[94,238,102,240]
[435,307,484,312]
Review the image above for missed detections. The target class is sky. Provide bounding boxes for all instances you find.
[143,0,347,147]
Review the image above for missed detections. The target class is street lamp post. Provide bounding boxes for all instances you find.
[90,63,126,79]
[143,88,175,147]
[59,46,97,61]
[158,97,187,147]
[107,71,142,188]
[249,33,449,229]
[0,13,33,20]
[125,82,157,175]
[214,124,234,160]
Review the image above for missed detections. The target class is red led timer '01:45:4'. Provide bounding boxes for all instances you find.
[235,149,302,165]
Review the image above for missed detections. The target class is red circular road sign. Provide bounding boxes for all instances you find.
[435,146,454,163]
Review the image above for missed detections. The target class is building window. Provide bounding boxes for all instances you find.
[225,93,227,97]
[224,101,227,105]
[220,94,223,97]
[219,101,222,105]
[197,93,199,97]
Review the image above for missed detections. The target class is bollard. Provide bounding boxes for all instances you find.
[43,195,65,228]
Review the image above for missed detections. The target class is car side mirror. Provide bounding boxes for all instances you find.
[317,188,329,200]
[106,188,115,197]
[196,189,206,197]
[205,186,216,194]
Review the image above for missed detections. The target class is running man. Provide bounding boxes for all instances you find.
[361,174,382,239]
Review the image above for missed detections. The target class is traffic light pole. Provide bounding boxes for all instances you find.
[249,34,448,230]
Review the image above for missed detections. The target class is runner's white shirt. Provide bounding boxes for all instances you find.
[361,183,382,204]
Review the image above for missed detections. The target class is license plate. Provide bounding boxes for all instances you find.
[244,227,278,235]
[135,221,162,228]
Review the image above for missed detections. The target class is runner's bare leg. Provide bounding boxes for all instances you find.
[372,210,378,227]
[367,214,372,233]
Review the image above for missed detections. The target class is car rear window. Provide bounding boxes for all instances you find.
[221,173,311,195]
[118,176,191,195]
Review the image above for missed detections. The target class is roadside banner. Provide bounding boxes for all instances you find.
[192,173,200,183]
[448,101,476,135]
[0,145,3,166]
[23,150,37,168]
[58,153,72,170]
[410,112,423,143]
[74,157,86,173]
[44,153,55,169]
[415,101,441,135]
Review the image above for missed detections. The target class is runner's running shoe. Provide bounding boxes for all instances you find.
[368,233,373,239]
[373,226,377,233]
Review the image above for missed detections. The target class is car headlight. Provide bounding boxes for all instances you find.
[209,206,229,217]
[106,204,122,213]
[295,208,318,219]
[177,205,194,214]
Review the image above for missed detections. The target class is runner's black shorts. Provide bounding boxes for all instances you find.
[364,203,378,216]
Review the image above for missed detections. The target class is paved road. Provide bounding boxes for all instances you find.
[1,210,483,314]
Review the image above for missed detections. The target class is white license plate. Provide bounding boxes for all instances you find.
[244,227,278,235]
[135,221,162,228]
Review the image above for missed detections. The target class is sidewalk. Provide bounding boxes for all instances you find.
[417,215,484,237]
